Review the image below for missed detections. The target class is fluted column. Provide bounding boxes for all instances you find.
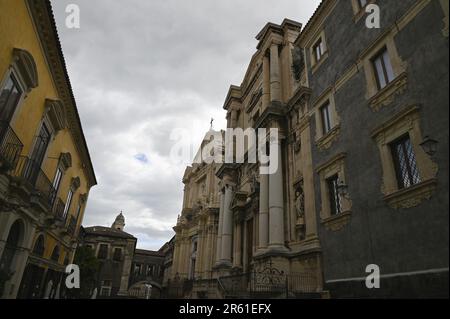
[268,138,286,251]
[219,184,233,266]
[269,43,281,102]
[258,169,269,251]
[215,190,224,263]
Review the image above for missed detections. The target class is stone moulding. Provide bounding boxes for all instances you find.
[369,72,408,111]
[383,178,437,209]
[315,124,340,151]
[321,211,352,232]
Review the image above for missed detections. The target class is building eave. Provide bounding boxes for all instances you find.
[27,0,97,188]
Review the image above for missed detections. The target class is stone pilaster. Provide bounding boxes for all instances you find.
[258,169,269,251]
[270,43,281,102]
[215,190,224,264]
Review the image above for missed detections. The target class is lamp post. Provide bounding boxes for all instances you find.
[420,136,438,157]
[337,180,349,198]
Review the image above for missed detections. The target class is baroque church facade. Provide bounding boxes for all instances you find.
[168,0,449,298]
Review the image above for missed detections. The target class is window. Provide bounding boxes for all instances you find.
[327,175,341,216]
[372,47,395,90]
[313,38,326,63]
[98,244,108,259]
[100,280,112,297]
[320,102,333,134]
[113,248,122,261]
[50,246,60,262]
[63,188,74,220]
[26,123,51,184]
[32,235,45,257]
[0,73,22,122]
[147,265,154,276]
[50,167,63,205]
[390,135,421,189]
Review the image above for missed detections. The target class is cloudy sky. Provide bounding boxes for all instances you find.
[50,0,321,250]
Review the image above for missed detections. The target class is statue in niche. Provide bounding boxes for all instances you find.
[295,185,305,220]
[250,171,259,194]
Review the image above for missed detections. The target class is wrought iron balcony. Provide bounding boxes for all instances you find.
[0,120,24,171]
[10,155,57,209]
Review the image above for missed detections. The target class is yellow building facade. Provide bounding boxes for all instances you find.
[0,0,96,298]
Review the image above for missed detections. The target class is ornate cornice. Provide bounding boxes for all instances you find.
[26,0,97,187]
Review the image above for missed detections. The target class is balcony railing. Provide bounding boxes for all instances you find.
[218,271,318,298]
[10,156,56,208]
[0,121,24,171]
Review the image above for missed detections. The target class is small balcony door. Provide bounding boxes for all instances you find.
[26,123,51,183]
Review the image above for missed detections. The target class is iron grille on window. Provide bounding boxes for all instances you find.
[390,135,421,189]
[327,174,341,215]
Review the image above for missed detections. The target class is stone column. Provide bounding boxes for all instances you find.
[172,241,181,277]
[215,190,224,263]
[262,54,270,110]
[195,224,205,277]
[230,109,238,128]
[233,221,242,268]
[203,221,212,277]
[258,170,269,251]
[219,184,233,267]
[269,43,281,102]
[268,138,286,251]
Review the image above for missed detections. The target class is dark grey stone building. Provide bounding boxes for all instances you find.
[295,0,448,298]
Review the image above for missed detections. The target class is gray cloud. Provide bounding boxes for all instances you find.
[51,0,321,250]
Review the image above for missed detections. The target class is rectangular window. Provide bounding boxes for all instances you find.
[313,38,326,63]
[26,123,51,184]
[390,135,421,189]
[372,48,395,90]
[0,73,22,122]
[113,248,122,261]
[50,167,63,205]
[98,244,108,259]
[327,175,341,216]
[63,188,73,220]
[100,280,112,297]
[320,102,333,134]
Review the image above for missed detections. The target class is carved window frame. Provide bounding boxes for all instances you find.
[361,33,407,111]
[313,88,341,150]
[309,30,329,74]
[316,153,352,231]
[371,106,438,209]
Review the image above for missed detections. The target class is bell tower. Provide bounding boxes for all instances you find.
[112,212,125,231]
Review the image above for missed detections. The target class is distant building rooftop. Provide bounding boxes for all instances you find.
[83,226,136,239]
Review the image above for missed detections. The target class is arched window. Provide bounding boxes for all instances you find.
[32,235,45,257]
[0,219,24,272]
[50,246,60,262]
